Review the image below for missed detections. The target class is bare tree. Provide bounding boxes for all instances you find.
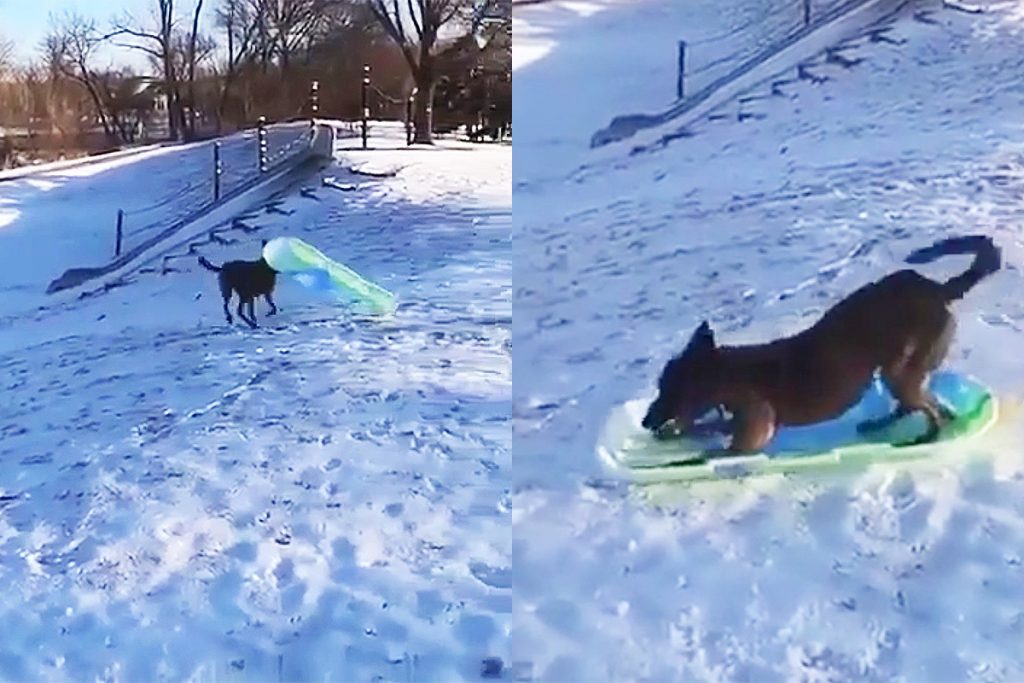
[368,0,498,144]
[213,0,260,129]
[0,34,13,79]
[44,13,119,141]
[111,0,211,141]
[259,0,338,71]
[185,0,206,137]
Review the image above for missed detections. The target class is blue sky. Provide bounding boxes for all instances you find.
[1,0,213,69]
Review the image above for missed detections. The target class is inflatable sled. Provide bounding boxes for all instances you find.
[262,237,396,315]
[597,371,998,484]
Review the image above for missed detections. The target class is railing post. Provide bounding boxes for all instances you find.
[407,88,416,146]
[213,141,222,201]
[401,87,413,146]
[472,67,483,136]
[257,115,268,173]
[677,40,687,100]
[803,0,811,26]
[115,209,124,257]
[361,64,370,149]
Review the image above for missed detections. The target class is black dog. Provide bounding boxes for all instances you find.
[198,240,278,328]
[642,235,1001,453]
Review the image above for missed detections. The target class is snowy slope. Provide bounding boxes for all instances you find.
[0,123,510,680]
[514,0,1024,680]
[512,0,875,184]
[0,122,312,324]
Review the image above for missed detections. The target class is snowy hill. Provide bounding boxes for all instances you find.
[514,1,1024,680]
[0,122,510,680]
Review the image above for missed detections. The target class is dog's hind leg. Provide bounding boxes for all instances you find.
[247,298,258,326]
[862,313,957,441]
[219,275,234,324]
[237,298,257,328]
[885,369,952,446]
[265,292,278,316]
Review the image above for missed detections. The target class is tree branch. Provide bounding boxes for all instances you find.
[112,41,165,59]
[406,0,423,41]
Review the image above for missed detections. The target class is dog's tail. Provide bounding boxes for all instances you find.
[198,256,222,272]
[906,234,1001,301]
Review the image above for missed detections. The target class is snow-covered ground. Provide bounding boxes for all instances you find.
[514,0,1024,680]
[0,122,510,680]
[512,0,859,185]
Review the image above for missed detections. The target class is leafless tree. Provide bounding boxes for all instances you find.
[0,35,14,79]
[112,1,181,138]
[44,12,119,141]
[213,0,261,128]
[368,0,499,143]
[111,0,211,140]
[185,0,206,137]
[259,0,332,71]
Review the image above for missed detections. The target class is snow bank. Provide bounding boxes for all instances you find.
[0,142,170,181]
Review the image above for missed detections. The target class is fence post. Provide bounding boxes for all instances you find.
[803,0,811,26]
[213,141,222,202]
[115,209,124,257]
[361,64,370,149]
[257,116,268,173]
[310,79,319,117]
[406,91,415,146]
[677,40,687,100]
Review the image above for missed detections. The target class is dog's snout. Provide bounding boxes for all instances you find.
[641,401,662,430]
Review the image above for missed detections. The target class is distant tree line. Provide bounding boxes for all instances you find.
[0,0,510,165]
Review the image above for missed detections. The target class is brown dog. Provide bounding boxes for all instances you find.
[642,235,1001,453]
[198,240,278,328]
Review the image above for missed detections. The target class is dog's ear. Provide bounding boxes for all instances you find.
[684,320,715,354]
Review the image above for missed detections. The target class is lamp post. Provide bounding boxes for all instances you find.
[257,115,268,173]
[361,65,370,149]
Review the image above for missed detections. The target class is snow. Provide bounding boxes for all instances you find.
[0,121,510,680]
[515,0,1024,680]
[0,143,168,182]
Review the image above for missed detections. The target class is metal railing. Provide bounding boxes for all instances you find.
[675,0,872,101]
[591,0,898,148]
[112,119,316,257]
